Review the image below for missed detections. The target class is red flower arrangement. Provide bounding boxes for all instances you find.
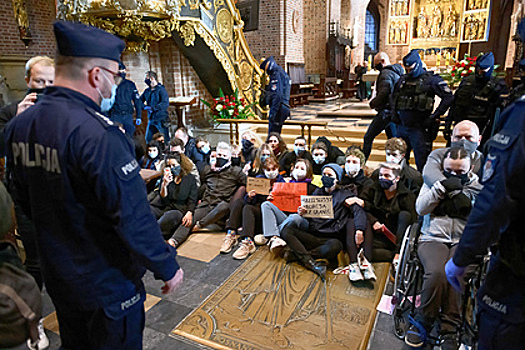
[441,52,500,87]
[201,88,257,123]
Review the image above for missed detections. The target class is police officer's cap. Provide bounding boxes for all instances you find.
[403,49,421,67]
[54,21,125,62]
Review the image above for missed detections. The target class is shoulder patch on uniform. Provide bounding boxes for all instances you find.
[85,107,116,129]
[115,158,140,181]
[490,132,518,150]
[482,154,496,183]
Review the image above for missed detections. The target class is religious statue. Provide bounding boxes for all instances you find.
[389,23,396,43]
[394,23,401,43]
[400,22,407,43]
[390,0,396,17]
[443,4,457,37]
[430,5,442,38]
[463,16,470,41]
[402,0,408,16]
[468,15,477,40]
[395,0,400,16]
[478,17,486,40]
[417,7,428,38]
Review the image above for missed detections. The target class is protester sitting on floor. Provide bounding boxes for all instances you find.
[257,158,319,252]
[230,144,242,168]
[151,132,166,152]
[167,142,246,247]
[266,132,289,163]
[370,138,422,194]
[194,136,211,170]
[314,136,345,164]
[311,142,330,175]
[422,120,484,187]
[149,153,198,241]
[405,147,482,349]
[361,162,417,262]
[140,140,163,170]
[280,164,369,282]
[279,136,314,176]
[168,138,201,188]
[221,157,286,259]
[340,146,374,196]
[244,143,276,177]
[241,130,261,165]
[174,126,200,165]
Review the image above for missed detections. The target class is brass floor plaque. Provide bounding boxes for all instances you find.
[172,247,389,350]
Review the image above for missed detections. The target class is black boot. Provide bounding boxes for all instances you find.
[304,259,327,281]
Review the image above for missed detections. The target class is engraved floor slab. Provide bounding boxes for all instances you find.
[176,233,226,262]
[172,247,389,350]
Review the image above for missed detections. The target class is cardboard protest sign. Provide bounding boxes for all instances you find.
[271,182,307,212]
[247,177,272,195]
[300,195,334,219]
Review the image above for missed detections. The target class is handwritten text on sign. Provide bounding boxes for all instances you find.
[300,195,334,219]
[247,177,272,195]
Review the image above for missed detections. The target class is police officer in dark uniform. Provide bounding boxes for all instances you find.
[392,49,454,172]
[260,56,291,135]
[445,52,509,149]
[445,20,525,349]
[108,62,142,136]
[4,21,183,349]
[141,70,170,143]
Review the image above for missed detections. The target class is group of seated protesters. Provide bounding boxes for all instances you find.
[140,121,485,348]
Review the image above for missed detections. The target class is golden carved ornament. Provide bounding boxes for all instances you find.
[180,22,196,46]
[214,0,225,9]
[238,61,253,91]
[216,8,233,44]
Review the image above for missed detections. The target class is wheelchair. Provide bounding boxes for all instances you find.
[392,221,489,349]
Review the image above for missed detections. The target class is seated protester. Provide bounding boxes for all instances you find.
[422,120,484,187]
[244,143,276,177]
[315,136,345,164]
[167,142,246,247]
[340,146,374,196]
[241,130,261,165]
[258,158,319,251]
[140,140,163,170]
[148,153,198,241]
[405,147,482,349]
[311,142,329,175]
[370,138,423,194]
[169,137,201,188]
[174,126,200,164]
[280,164,368,281]
[194,136,211,169]
[221,157,285,259]
[151,132,166,152]
[361,162,417,262]
[266,132,289,163]
[279,136,314,176]
[230,144,242,168]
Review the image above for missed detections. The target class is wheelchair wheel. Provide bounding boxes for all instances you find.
[392,222,422,340]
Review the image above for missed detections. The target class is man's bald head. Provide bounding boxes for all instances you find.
[374,52,391,67]
[452,120,481,148]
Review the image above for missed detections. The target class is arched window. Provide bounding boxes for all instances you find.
[365,10,377,51]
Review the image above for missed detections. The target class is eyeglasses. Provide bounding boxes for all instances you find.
[90,66,122,85]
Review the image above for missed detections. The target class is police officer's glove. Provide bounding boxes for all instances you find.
[144,106,153,112]
[135,119,141,126]
[445,259,466,292]
[440,177,463,192]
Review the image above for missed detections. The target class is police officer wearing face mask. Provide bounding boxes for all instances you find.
[445,52,509,149]
[445,19,525,349]
[391,49,454,172]
[107,62,142,137]
[259,56,291,135]
[4,21,183,349]
[140,70,170,144]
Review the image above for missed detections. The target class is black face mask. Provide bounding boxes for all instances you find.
[374,63,383,71]
[215,157,229,168]
[242,139,253,150]
[321,175,336,188]
[443,171,469,185]
[27,88,45,95]
[231,157,241,166]
[379,178,394,190]
[145,78,151,86]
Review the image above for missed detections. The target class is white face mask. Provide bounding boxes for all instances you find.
[386,154,402,165]
[345,163,360,177]
[264,169,279,179]
[148,150,159,159]
[97,71,117,113]
[292,168,307,181]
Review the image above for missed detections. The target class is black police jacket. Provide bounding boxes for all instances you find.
[140,83,169,121]
[109,78,142,117]
[4,87,179,311]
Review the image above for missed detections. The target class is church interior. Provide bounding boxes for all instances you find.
[0,0,522,349]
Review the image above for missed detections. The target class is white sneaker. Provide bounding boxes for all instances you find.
[232,238,256,259]
[220,234,238,254]
[27,319,49,350]
[357,249,377,281]
[254,234,269,246]
[348,263,364,281]
[269,236,287,255]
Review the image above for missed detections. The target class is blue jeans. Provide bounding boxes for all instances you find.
[395,125,428,172]
[260,202,309,237]
[145,118,170,144]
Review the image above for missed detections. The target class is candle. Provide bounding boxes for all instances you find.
[436,53,441,67]
[368,55,372,68]
[445,52,450,67]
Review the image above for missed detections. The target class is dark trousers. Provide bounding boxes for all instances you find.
[15,203,42,290]
[363,113,394,160]
[345,220,374,263]
[395,125,429,172]
[478,308,525,350]
[417,241,460,334]
[55,302,145,350]
[268,104,290,135]
[157,210,183,240]
[226,198,262,239]
[170,201,230,244]
[281,223,343,264]
[371,210,412,262]
[110,114,136,136]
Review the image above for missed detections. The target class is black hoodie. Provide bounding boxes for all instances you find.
[369,64,404,112]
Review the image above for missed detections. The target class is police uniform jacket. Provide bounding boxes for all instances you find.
[392,71,454,127]
[453,100,525,323]
[110,78,142,118]
[261,63,291,117]
[4,87,179,312]
[140,83,169,121]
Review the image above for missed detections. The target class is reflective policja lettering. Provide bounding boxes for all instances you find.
[11,142,61,174]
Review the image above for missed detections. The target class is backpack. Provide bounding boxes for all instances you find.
[0,241,41,347]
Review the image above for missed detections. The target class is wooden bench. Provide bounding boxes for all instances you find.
[217,118,327,147]
[290,93,310,108]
